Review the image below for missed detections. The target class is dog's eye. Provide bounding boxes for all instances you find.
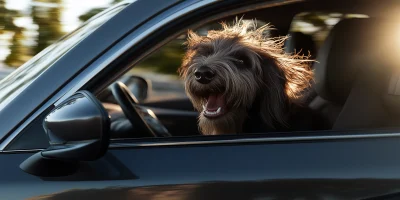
[234,54,250,67]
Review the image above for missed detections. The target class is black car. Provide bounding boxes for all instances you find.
[1,0,400,199]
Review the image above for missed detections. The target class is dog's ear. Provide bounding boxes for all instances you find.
[186,30,202,48]
[257,52,313,129]
[258,57,289,128]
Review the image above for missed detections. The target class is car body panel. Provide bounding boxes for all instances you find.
[2,135,400,199]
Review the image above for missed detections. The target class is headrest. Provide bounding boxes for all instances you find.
[284,32,317,60]
[313,18,400,105]
[383,72,400,117]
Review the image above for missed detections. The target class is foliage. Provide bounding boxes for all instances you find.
[31,0,64,55]
[4,28,31,67]
[0,0,64,67]
[0,0,30,67]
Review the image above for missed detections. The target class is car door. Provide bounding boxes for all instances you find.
[3,130,400,199]
[2,0,400,200]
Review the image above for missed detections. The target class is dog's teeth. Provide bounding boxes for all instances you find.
[204,107,222,116]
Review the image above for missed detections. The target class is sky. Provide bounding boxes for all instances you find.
[5,0,113,32]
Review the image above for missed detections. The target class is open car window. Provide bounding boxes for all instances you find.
[101,3,400,139]
[7,0,400,151]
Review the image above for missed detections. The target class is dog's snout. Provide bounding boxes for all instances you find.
[194,66,215,84]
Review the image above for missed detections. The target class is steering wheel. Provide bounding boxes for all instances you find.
[110,81,157,137]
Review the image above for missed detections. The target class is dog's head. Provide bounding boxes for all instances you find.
[179,19,313,135]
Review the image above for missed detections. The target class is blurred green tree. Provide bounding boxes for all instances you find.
[4,27,31,67]
[0,0,30,67]
[31,0,64,55]
[0,0,20,33]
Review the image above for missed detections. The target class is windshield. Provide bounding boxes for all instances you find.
[0,2,130,110]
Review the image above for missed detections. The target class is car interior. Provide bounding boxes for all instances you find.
[91,0,400,139]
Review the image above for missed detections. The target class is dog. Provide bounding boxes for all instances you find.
[179,19,319,135]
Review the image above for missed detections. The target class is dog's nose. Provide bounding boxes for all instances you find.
[194,66,215,84]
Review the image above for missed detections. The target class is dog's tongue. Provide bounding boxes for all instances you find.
[206,95,224,111]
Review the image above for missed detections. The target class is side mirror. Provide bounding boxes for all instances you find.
[20,91,110,177]
[119,75,150,102]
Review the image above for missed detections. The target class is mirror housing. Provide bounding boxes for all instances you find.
[119,75,150,102]
[20,91,110,177]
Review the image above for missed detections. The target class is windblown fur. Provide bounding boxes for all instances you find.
[179,19,314,135]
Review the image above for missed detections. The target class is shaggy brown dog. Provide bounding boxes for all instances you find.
[179,19,316,135]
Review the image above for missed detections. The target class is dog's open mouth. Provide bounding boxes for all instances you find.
[202,94,226,118]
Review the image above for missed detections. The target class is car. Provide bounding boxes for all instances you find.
[1,0,400,199]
